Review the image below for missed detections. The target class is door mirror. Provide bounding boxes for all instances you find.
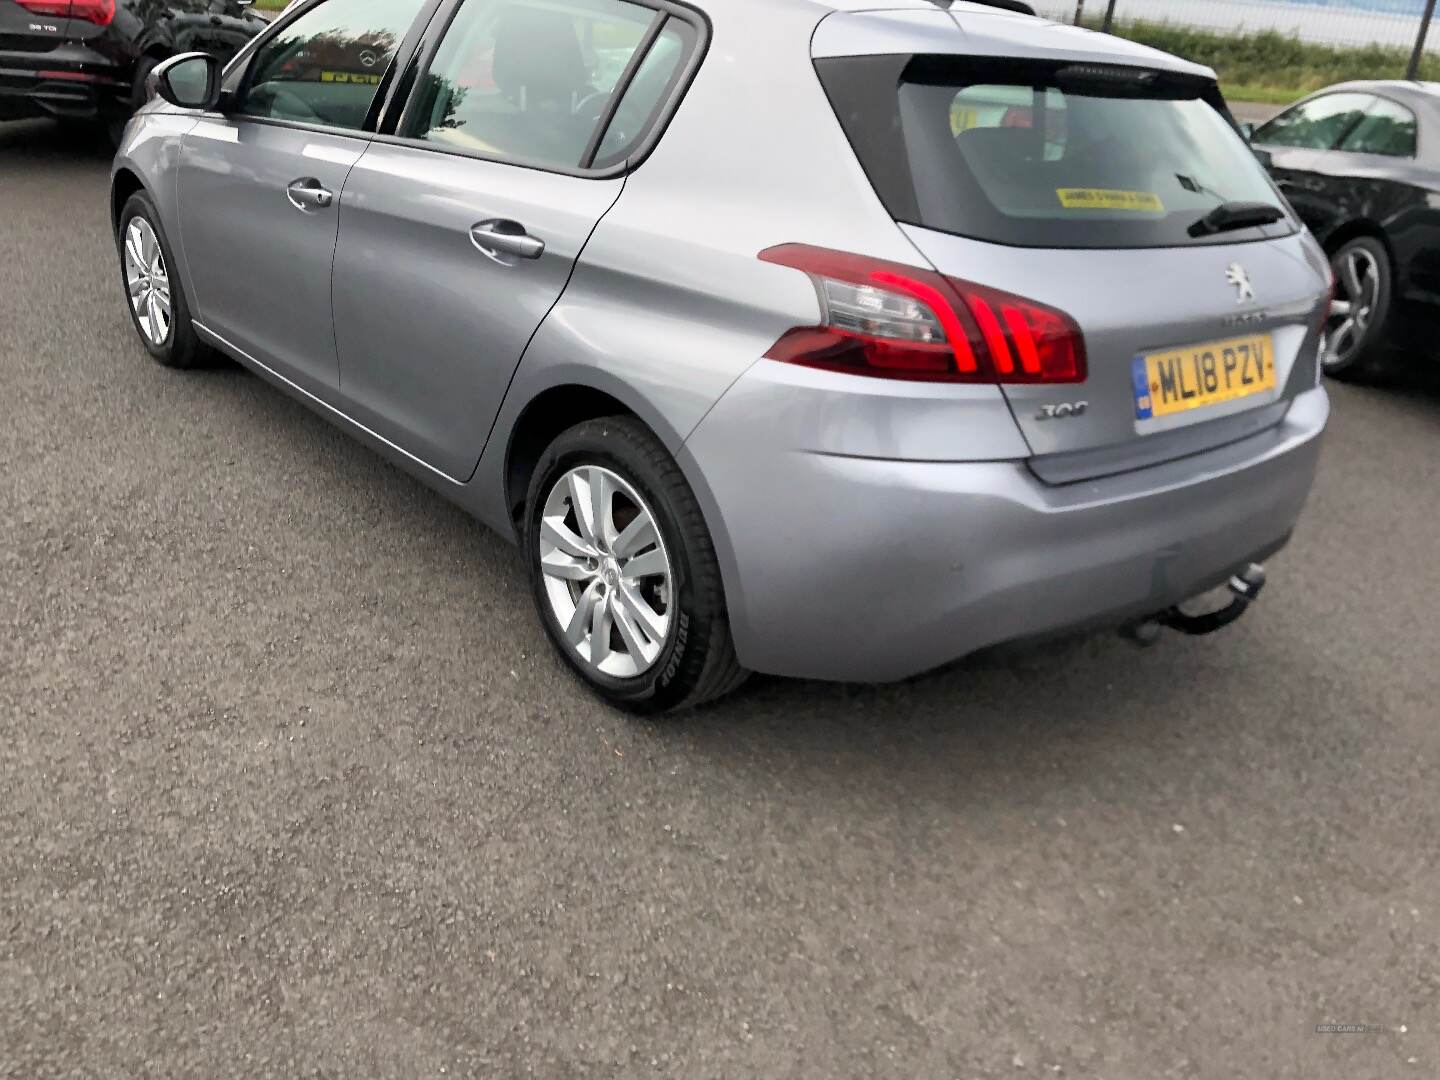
[150,52,221,111]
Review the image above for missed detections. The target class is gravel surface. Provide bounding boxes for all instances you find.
[2,118,1437,1079]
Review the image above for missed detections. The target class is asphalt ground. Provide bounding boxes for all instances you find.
[2,118,1438,1079]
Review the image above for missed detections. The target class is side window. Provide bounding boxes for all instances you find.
[590,18,693,169]
[1338,98,1418,157]
[1253,93,1375,151]
[240,0,427,131]
[404,0,666,169]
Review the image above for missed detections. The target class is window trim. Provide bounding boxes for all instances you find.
[1253,91,1378,153]
[370,0,709,180]
[818,53,1294,252]
[589,14,698,171]
[578,10,666,168]
[208,0,447,140]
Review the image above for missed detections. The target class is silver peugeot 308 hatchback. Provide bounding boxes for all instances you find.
[111,0,1331,712]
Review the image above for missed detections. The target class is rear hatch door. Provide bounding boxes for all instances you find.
[815,16,1331,477]
[899,224,1327,476]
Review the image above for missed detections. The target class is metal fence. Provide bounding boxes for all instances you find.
[1031,0,1439,73]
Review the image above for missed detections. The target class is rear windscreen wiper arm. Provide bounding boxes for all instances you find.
[1188,201,1286,237]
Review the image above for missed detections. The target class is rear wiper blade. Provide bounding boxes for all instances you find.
[1187,201,1286,237]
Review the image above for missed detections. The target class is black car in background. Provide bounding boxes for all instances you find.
[1251,80,1440,379]
[0,0,265,143]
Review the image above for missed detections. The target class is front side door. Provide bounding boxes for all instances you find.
[176,0,426,398]
[331,0,694,480]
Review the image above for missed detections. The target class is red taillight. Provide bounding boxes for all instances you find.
[15,0,113,22]
[759,244,1086,385]
[70,0,114,25]
[14,0,70,16]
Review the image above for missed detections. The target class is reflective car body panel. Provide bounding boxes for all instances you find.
[112,0,1330,683]
[179,118,367,397]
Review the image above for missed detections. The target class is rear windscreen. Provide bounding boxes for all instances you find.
[818,56,1293,249]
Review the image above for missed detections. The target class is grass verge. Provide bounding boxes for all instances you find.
[1097,19,1440,104]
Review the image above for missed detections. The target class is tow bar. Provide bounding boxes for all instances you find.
[1123,564,1267,647]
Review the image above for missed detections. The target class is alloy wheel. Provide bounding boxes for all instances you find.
[1325,246,1381,370]
[537,465,674,679]
[123,217,172,347]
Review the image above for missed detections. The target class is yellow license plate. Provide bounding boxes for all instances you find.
[1132,333,1276,421]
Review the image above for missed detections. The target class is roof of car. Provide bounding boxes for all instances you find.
[802,0,1038,10]
[1298,79,1440,108]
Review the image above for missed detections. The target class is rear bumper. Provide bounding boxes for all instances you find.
[0,44,129,121]
[681,370,1329,682]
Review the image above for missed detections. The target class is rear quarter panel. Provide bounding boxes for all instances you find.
[469,0,970,531]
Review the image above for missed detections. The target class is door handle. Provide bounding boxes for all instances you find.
[469,220,545,263]
[286,178,333,212]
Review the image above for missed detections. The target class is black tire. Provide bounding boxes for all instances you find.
[116,190,207,369]
[1323,235,1394,381]
[523,416,748,714]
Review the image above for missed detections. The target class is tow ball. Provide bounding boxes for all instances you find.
[1122,564,1267,647]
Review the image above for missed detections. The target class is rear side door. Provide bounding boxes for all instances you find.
[175,0,430,398]
[331,0,698,480]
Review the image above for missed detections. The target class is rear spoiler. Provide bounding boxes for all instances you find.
[922,0,1038,13]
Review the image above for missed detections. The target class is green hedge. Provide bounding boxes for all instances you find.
[1102,19,1440,104]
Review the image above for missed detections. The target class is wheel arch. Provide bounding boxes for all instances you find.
[497,376,748,693]
[110,167,147,232]
[503,384,646,530]
[1323,220,1400,312]
[1319,219,1393,263]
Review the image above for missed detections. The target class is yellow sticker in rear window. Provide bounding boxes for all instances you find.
[1056,188,1165,213]
[950,106,980,134]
